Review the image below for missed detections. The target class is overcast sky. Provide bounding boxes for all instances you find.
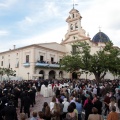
[0,0,120,52]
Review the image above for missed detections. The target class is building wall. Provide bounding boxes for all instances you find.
[0,45,69,80]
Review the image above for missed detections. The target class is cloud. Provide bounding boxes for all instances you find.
[0,0,120,52]
[0,30,9,36]
[0,25,67,52]
[80,0,120,44]
[0,0,17,8]
[16,1,60,29]
[14,25,67,46]
[0,3,7,7]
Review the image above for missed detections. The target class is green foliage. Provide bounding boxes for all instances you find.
[0,68,5,76]
[60,41,120,82]
[104,41,120,77]
[0,67,16,79]
[4,68,16,77]
[60,54,82,73]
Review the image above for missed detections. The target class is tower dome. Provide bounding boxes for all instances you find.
[92,31,110,43]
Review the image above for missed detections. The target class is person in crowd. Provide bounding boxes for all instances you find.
[62,98,70,119]
[20,113,26,120]
[51,103,60,120]
[58,98,64,120]
[70,96,75,103]
[28,88,34,107]
[30,111,38,120]
[23,91,31,118]
[56,87,60,97]
[107,106,119,120]
[70,102,78,120]
[60,93,65,101]
[88,107,103,120]
[92,94,97,104]
[65,105,77,120]
[118,97,120,112]
[20,90,26,113]
[31,86,37,105]
[50,96,56,111]
[81,93,87,107]
[38,111,44,120]
[84,96,93,120]
[104,93,110,116]
[0,101,18,120]
[53,85,58,96]
[75,98,82,120]
[93,96,102,114]
[109,97,118,112]
[42,102,51,120]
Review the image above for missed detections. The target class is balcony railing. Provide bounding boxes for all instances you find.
[23,62,30,67]
[35,61,60,68]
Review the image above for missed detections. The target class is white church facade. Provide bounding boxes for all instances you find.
[0,8,117,80]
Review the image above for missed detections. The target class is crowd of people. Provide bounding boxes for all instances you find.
[0,79,120,120]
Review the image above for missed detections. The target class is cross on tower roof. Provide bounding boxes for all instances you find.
[73,0,78,9]
[99,26,101,32]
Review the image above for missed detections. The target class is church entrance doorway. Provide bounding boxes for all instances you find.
[72,72,77,79]
[49,70,55,79]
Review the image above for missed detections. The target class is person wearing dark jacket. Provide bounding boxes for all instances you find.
[93,96,102,114]
[20,90,26,113]
[84,97,93,120]
[0,101,18,120]
[23,91,31,118]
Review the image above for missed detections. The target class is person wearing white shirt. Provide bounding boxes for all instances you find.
[50,96,56,111]
[93,87,97,95]
[62,98,70,119]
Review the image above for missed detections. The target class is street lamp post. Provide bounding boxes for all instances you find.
[27,72,30,80]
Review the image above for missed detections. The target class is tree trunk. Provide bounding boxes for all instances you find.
[94,73,101,83]
[100,72,106,80]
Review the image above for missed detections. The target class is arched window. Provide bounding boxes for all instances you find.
[75,23,78,29]
[59,71,63,78]
[70,24,73,30]
[73,14,74,18]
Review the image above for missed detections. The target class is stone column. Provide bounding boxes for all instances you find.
[44,70,49,79]
[55,70,60,79]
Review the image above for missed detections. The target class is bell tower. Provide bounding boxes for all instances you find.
[61,8,90,44]
[66,8,82,32]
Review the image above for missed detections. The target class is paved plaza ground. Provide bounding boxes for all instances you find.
[17,93,52,120]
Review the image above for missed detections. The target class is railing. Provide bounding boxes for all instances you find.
[23,62,30,67]
[35,62,60,68]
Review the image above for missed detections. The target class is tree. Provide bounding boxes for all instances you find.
[0,68,5,80]
[60,41,120,82]
[104,42,120,78]
[75,42,91,80]
[60,54,82,73]
[89,50,109,82]
[4,68,16,80]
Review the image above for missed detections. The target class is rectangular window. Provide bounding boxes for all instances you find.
[2,56,4,59]
[40,55,44,61]
[51,57,54,63]
[1,61,3,66]
[9,63,10,68]
[16,58,19,68]
[59,59,62,62]
[72,46,77,54]
[26,55,29,63]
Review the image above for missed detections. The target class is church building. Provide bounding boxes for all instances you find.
[0,8,116,80]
